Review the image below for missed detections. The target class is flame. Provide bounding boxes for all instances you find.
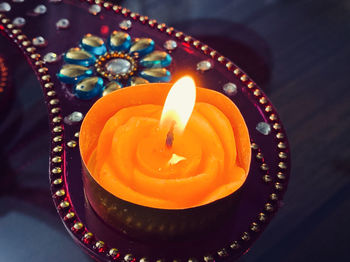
[160,76,196,134]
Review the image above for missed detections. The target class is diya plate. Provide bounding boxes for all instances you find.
[0,0,290,261]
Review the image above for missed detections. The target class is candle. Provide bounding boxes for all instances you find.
[80,76,251,211]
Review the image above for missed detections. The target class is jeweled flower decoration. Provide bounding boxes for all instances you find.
[57,32,172,99]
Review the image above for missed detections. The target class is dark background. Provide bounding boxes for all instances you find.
[1,0,350,261]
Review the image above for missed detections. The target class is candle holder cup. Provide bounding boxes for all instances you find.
[82,160,243,240]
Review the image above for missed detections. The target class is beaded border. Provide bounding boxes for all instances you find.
[0,1,290,261]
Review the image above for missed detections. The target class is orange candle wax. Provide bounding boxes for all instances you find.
[80,77,251,209]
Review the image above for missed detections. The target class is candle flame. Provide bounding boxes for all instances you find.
[160,76,196,134]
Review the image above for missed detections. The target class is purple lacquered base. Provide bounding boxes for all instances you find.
[0,0,290,261]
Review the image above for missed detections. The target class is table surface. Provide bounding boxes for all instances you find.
[0,0,349,261]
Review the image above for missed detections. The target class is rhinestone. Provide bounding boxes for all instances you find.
[256,122,271,135]
[44,52,58,63]
[226,62,233,69]
[65,212,75,219]
[241,232,250,241]
[67,140,77,148]
[261,163,269,170]
[53,178,62,185]
[184,36,192,42]
[89,4,101,15]
[64,111,84,124]
[109,248,119,258]
[34,4,47,15]
[73,222,83,230]
[42,74,50,81]
[203,255,214,262]
[59,201,69,208]
[223,82,237,96]
[273,123,281,130]
[217,248,228,257]
[56,18,70,29]
[0,2,11,12]
[230,240,240,249]
[258,213,266,222]
[175,32,183,38]
[210,50,217,57]
[196,60,212,72]
[263,175,272,183]
[163,40,177,51]
[278,162,287,169]
[51,107,60,114]
[105,58,131,75]
[22,41,31,47]
[119,19,132,30]
[124,254,134,262]
[55,189,65,196]
[74,132,79,138]
[277,172,286,180]
[265,203,274,212]
[193,40,200,47]
[52,156,62,163]
[53,136,62,143]
[32,36,47,47]
[38,67,48,73]
[13,17,25,27]
[52,167,62,174]
[270,193,278,201]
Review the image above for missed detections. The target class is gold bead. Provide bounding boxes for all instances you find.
[276,132,284,139]
[273,123,281,130]
[26,47,36,53]
[53,126,63,133]
[47,90,56,97]
[259,97,267,104]
[53,145,63,153]
[193,40,200,47]
[279,152,287,159]
[275,182,283,190]
[51,107,60,114]
[217,56,225,62]
[73,222,83,230]
[261,163,269,170]
[210,50,217,57]
[278,142,286,149]
[233,68,240,75]
[49,99,59,105]
[41,74,51,81]
[270,193,278,201]
[59,201,70,208]
[175,31,183,38]
[30,53,40,60]
[256,152,263,159]
[184,36,192,42]
[265,105,272,112]
[53,136,62,143]
[278,162,287,169]
[253,89,261,96]
[258,212,266,222]
[52,167,62,174]
[277,172,286,180]
[250,222,259,232]
[38,67,48,74]
[53,178,62,185]
[67,140,77,148]
[52,116,62,123]
[265,203,274,212]
[52,156,62,163]
[240,75,248,81]
[65,212,75,219]
[251,143,258,150]
[55,189,65,197]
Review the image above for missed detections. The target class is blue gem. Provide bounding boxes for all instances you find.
[63,48,96,67]
[108,32,131,52]
[140,68,171,83]
[129,38,155,57]
[56,64,93,84]
[140,51,172,68]
[74,77,104,100]
[80,34,107,56]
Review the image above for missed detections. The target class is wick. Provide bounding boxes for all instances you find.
[165,121,175,149]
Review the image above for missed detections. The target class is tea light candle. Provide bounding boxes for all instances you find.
[80,76,251,210]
